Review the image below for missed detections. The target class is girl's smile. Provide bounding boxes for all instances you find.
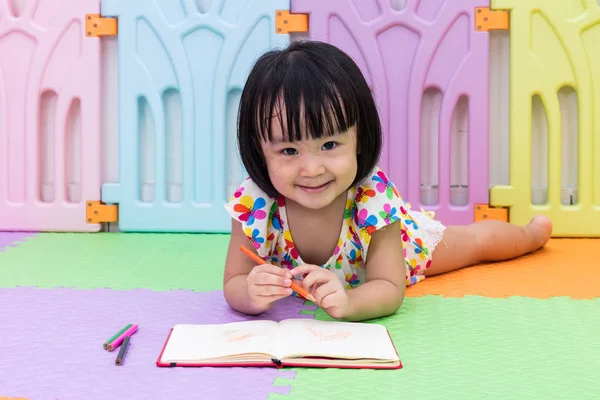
[296,180,333,193]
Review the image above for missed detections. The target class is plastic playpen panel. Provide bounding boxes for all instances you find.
[292,0,490,225]
[490,0,600,237]
[0,0,102,232]
[101,0,289,232]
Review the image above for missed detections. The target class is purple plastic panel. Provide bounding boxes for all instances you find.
[292,0,490,225]
[0,287,317,399]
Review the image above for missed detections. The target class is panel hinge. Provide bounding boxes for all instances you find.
[475,7,509,31]
[275,10,308,34]
[86,201,118,224]
[474,204,508,222]
[86,14,118,37]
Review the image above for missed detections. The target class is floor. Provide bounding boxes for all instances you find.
[0,233,598,399]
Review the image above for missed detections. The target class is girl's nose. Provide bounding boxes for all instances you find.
[300,155,326,177]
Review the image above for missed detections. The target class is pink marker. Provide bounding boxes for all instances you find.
[108,324,138,351]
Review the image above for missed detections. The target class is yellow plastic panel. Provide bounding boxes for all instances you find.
[490,0,600,237]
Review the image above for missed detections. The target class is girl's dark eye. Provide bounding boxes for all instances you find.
[282,148,298,156]
[322,141,337,150]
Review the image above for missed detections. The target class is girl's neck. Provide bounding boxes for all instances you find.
[283,190,349,266]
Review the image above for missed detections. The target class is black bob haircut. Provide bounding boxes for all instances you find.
[237,40,382,198]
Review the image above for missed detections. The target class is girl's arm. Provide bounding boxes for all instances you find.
[223,220,293,315]
[223,220,267,314]
[344,220,406,321]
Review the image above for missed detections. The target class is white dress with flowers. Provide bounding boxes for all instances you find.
[224,167,446,289]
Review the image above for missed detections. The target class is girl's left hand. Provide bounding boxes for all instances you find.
[288,265,349,319]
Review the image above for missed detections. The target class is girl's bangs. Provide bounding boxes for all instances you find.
[255,73,358,143]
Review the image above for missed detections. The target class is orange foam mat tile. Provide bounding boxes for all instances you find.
[406,238,600,299]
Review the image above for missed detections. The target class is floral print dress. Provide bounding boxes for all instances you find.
[224,167,446,289]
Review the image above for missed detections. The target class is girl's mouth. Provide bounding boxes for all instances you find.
[297,181,332,193]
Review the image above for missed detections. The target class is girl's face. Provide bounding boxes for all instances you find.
[260,113,358,211]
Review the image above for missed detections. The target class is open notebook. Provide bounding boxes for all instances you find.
[156,318,401,369]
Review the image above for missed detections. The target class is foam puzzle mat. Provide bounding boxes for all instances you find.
[0,232,37,252]
[288,297,600,400]
[406,238,600,299]
[0,287,315,399]
[0,233,599,399]
[0,233,230,291]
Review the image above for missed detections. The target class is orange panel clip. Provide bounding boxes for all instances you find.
[86,14,118,37]
[275,10,308,34]
[86,201,118,224]
[475,7,509,31]
[474,204,509,222]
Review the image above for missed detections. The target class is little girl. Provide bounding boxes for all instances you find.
[223,40,552,321]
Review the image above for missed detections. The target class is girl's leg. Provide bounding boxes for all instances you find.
[426,215,553,276]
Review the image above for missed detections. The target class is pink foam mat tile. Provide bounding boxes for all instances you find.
[0,287,317,399]
[0,232,38,251]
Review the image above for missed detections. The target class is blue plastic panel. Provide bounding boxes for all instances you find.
[101,0,290,232]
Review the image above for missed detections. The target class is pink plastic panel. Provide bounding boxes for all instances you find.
[0,0,101,232]
[292,0,490,225]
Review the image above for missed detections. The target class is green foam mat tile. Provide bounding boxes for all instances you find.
[272,296,600,399]
[0,233,230,291]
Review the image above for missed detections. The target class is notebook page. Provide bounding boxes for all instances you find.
[161,320,279,362]
[277,319,398,361]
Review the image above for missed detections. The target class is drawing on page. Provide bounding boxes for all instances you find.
[305,323,353,342]
[222,329,267,343]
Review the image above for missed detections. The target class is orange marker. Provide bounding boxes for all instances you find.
[240,245,316,303]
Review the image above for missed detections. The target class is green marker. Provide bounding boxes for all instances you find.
[103,324,132,350]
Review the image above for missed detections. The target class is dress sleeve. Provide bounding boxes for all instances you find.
[223,178,281,260]
[352,167,414,235]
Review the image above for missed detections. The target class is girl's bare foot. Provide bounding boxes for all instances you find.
[527,215,553,250]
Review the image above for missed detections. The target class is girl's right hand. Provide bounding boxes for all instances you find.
[246,264,294,310]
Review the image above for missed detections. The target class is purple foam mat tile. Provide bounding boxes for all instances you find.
[0,232,38,251]
[0,287,317,400]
